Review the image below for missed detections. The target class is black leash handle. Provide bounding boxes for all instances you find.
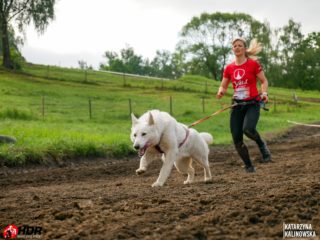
[259,101,269,111]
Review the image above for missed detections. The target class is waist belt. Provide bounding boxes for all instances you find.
[232,98,269,111]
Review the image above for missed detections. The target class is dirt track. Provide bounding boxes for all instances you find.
[1,125,319,239]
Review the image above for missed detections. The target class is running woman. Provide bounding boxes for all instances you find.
[216,37,271,173]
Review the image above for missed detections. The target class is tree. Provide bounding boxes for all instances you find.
[268,19,304,88]
[100,46,145,74]
[0,0,56,69]
[100,51,125,72]
[78,60,87,70]
[288,32,320,90]
[150,50,184,79]
[278,19,304,66]
[170,50,185,79]
[0,24,21,54]
[120,46,144,74]
[0,23,24,68]
[177,12,271,80]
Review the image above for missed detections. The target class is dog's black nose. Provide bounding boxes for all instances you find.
[134,145,140,150]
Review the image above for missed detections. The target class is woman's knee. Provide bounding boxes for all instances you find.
[243,128,259,140]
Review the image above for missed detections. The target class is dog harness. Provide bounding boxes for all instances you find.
[155,127,190,154]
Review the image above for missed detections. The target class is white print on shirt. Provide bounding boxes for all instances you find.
[234,69,245,80]
[235,79,248,87]
[234,87,250,100]
[233,68,249,99]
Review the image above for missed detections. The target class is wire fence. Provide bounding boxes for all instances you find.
[1,66,306,123]
[35,95,210,121]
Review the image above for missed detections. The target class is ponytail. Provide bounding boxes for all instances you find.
[245,39,262,60]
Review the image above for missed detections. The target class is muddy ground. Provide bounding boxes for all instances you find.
[1,125,319,240]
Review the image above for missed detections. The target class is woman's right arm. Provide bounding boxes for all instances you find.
[216,77,230,99]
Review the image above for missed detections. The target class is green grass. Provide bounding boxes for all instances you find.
[0,64,319,166]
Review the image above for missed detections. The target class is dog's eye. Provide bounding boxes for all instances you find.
[133,133,137,137]
[141,132,147,136]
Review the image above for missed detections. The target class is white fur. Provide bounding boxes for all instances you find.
[131,109,213,187]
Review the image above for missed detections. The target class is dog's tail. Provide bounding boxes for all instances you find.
[200,132,213,145]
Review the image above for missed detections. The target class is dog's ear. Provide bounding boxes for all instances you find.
[148,112,155,125]
[131,113,139,126]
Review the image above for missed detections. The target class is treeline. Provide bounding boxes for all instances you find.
[99,47,184,79]
[2,9,319,90]
[99,12,320,90]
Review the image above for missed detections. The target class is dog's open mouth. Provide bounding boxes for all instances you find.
[138,143,150,157]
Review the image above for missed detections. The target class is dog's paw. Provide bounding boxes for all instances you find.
[136,168,146,175]
[204,178,213,184]
[183,180,193,184]
[151,181,164,187]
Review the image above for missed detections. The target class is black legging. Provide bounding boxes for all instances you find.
[230,102,265,167]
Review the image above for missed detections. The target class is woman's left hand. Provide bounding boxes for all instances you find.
[261,92,268,103]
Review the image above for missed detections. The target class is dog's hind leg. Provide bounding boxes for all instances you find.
[203,157,213,183]
[175,157,195,184]
[203,163,213,183]
[193,155,212,183]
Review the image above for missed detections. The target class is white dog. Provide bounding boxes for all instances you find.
[130,109,213,187]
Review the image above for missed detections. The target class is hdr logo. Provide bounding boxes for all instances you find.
[3,225,18,239]
[2,225,42,239]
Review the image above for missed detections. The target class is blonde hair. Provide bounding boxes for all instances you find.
[232,38,262,60]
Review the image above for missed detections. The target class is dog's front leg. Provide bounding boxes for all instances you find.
[152,150,176,187]
[136,155,150,175]
[136,152,160,175]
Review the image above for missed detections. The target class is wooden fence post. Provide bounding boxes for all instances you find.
[128,99,132,116]
[46,65,50,79]
[41,96,45,120]
[170,96,173,116]
[123,72,126,86]
[205,81,208,94]
[89,98,92,119]
[84,70,88,82]
[202,97,205,113]
[293,92,298,103]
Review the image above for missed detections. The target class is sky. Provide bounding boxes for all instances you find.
[20,0,320,69]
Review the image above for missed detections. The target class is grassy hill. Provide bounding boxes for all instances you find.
[0,63,319,166]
